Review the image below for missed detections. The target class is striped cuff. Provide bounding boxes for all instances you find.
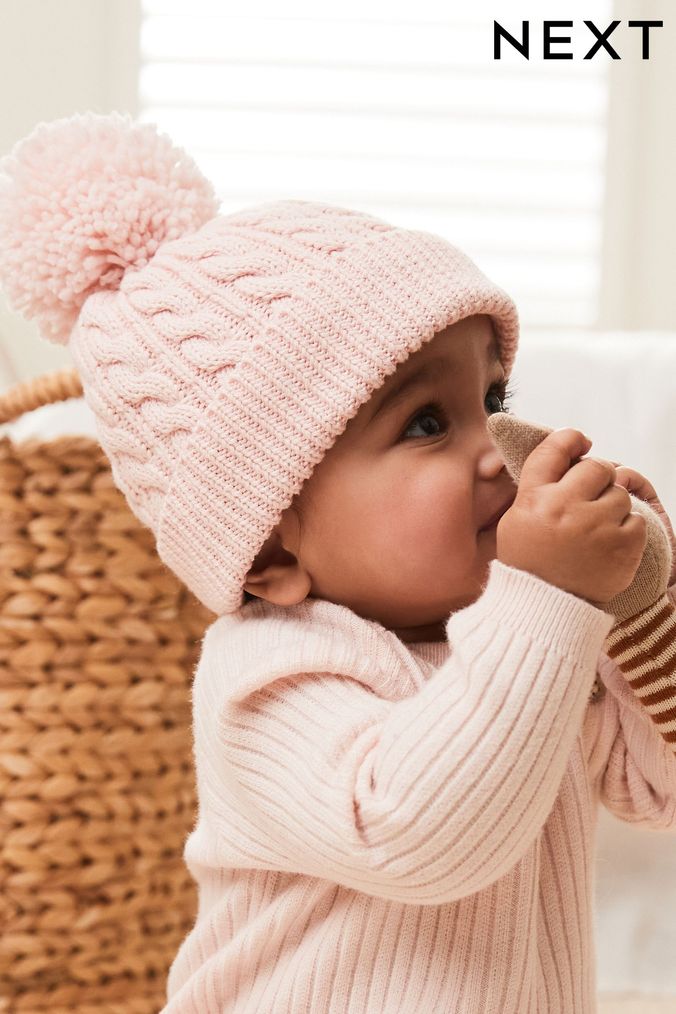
[606,593,676,752]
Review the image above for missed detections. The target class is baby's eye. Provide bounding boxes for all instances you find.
[399,401,448,441]
[399,380,514,442]
[486,378,514,416]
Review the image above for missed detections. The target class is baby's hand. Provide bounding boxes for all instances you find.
[610,463,676,586]
[496,427,647,607]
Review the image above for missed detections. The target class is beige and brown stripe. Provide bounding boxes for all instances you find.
[605,592,676,753]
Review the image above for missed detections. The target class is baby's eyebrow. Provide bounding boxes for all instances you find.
[367,333,501,426]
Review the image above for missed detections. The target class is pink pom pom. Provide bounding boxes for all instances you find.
[0,111,220,345]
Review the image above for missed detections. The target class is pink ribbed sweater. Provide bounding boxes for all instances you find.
[162,559,676,1013]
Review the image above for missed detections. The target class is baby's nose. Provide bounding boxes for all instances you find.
[479,430,510,478]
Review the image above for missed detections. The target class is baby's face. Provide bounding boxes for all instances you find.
[249,313,518,642]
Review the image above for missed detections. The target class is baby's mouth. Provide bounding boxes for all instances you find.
[478,495,515,533]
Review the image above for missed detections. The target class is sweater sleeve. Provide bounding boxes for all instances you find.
[215,559,615,905]
[584,582,676,832]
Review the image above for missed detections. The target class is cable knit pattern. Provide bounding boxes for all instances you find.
[0,113,519,615]
[159,561,676,1013]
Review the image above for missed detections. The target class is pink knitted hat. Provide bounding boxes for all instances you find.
[0,112,520,615]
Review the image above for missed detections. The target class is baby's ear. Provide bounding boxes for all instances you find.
[487,413,555,484]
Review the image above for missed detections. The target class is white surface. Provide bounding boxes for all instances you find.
[595,816,676,994]
[0,397,99,441]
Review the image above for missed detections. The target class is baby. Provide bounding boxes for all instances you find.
[2,112,676,1014]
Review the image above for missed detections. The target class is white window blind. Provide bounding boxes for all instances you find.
[139,0,612,331]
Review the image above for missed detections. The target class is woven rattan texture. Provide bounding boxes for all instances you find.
[0,376,214,1012]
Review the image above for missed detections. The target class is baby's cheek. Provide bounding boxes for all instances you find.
[368,475,466,560]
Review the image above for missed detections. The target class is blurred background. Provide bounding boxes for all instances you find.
[0,1,674,1009]
[2,0,675,381]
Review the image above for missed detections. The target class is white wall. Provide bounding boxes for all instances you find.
[0,0,140,389]
[599,0,676,330]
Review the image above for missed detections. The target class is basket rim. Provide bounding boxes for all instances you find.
[0,368,83,426]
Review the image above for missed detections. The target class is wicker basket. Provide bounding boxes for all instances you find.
[0,368,215,1013]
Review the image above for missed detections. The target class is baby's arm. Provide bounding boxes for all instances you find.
[584,579,676,831]
[206,559,614,905]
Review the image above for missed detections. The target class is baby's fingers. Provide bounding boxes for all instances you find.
[612,466,670,536]
[612,465,658,503]
[612,465,676,584]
